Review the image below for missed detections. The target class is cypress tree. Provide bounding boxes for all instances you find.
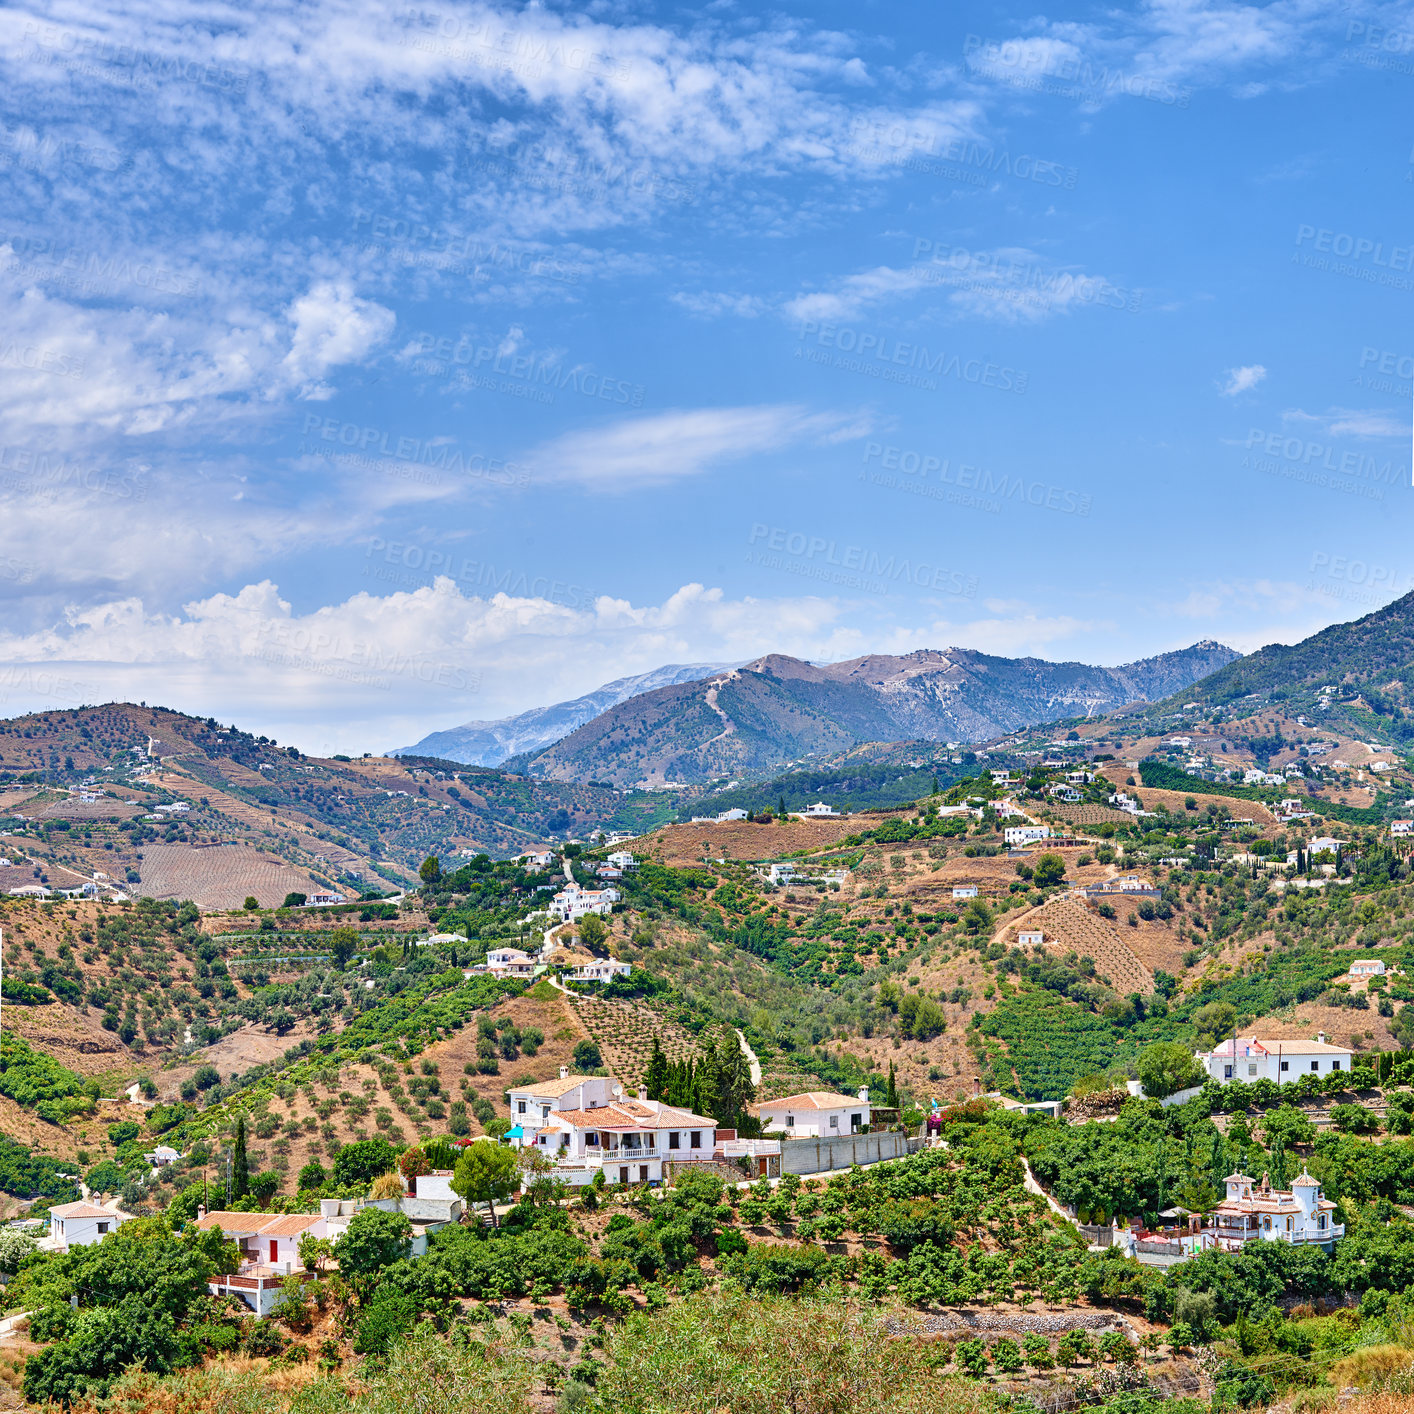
[232,1115,250,1201]
[645,1036,670,1102]
[886,1061,898,1108]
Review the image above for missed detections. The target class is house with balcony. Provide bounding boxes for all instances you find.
[485,946,538,978]
[1204,1171,1342,1251]
[548,881,620,923]
[194,1210,329,1315]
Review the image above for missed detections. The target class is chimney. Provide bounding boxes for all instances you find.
[197,1205,206,1220]
[1317,1032,1325,1045]
[857,1086,869,1104]
[559,1065,568,1080]
[637,1085,647,1102]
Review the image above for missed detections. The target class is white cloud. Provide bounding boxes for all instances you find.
[282,281,396,398]
[0,577,1119,753]
[1281,406,1405,439]
[526,404,868,488]
[1219,364,1267,396]
[785,250,1135,326]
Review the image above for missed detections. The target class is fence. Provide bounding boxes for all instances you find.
[780,1130,909,1175]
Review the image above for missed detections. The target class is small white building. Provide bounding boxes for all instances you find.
[305,892,348,907]
[1017,929,1044,947]
[952,885,978,900]
[605,851,638,870]
[1392,820,1414,837]
[1195,1035,1354,1085]
[800,801,840,817]
[1004,825,1051,847]
[765,862,796,885]
[753,1088,871,1139]
[46,1202,132,1251]
[1048,785,1082,802]
[1348,958,1386,978]
[517,850,556,869]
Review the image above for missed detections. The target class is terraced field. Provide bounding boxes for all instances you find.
[1024,896,1154,995]
[136,843,327,909]
[565,992,705,1088]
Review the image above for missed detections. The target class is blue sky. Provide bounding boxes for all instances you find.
[0,0,1411,754]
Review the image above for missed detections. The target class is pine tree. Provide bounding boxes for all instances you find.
[232,1115,250,1201]
[645,1036,670,1102]
[886,1060,898,1108]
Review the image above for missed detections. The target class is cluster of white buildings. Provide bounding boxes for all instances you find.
[548,879,620,922]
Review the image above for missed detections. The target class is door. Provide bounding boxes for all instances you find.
[269,1240,279,1264]
[619,1166,629,1185]
[639,1165,648,1183]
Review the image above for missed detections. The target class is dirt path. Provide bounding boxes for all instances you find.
[736,1028,762,1086]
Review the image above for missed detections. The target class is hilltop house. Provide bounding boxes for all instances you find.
[753,1088,872,1138]
[1205,1171,1342,1251]
[1017,929,1045,947]
[765,862,796,885]
[605,851,638,870]
[567,956,632,984]
[548,881,620,922]
[1084,876,1160,900]
[194,1210,328,1314]
[952,885,978,900]
[305,892,348,907]
[516,850,556,869]
[800,801,840,817]
[505,1069,774,1184]
[1348,959,1386,978]
[1194,1035,1353,1085]
[44,1202,133,1252]
[485,946,538,978]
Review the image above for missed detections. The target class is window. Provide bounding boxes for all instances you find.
[97,1222,108,1234]
[1280,1061,1289,1071]
[668,1132,680,1150]
[1310,1061,1319,1072]
[850,1112,863,1131]
[690,1131,702,1149]
[1247,1063,1257,1076]
[517,1100,526,1114]
[1318,1215,1327,1230]
[1331,1060,1341,1071]
[786,1114,794,1127]
[829,1115,839,1130]
[541,1105,551,1118]
[1223,1065,1233,1079]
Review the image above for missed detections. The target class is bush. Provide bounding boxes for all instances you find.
[572,1040,602,1071]
[333,1137,400,1187]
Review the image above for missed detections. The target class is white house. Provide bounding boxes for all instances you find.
[753,1088,871,1139]
[1392,820,1414,837]
[195,1210,328,1315]
[1205,1171,1342,1251]
[486,946,538,978]
[1048,785,1082,802]
[568,957,632,984]
[548,881,620,922]
[506,1070,749,1185]
[516,850,556,870]
[1307,837,1343,858]
[1004,825,1051,847]
[1084,875,1160,900]
[1017,929,1045,946]
[143,1145,183,1166]
[1195,1035,1354,1085]
[801,801,840,817]
[1349,959,1386,978]
[8,885,52,898]
[605,851,638,870]
[765,862,796,885]
[952,885,978,900]
[305,892,348,907]
[46,1202,133,1251]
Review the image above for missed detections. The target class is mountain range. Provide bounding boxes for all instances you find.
[395,661,735,766]
[520,640,1240,788]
